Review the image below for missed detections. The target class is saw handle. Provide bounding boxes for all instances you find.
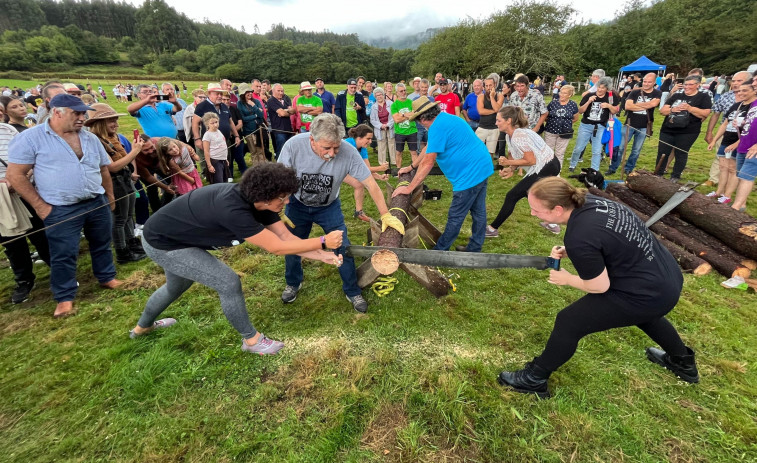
[546,257,561,271]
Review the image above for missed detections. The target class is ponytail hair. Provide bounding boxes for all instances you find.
[348,123,373,140]
[497,106,529,129]
[529,177,587,211]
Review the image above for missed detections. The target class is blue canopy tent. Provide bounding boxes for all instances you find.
[617,56,667,83]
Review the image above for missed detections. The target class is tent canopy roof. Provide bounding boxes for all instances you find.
[620,55,666,72]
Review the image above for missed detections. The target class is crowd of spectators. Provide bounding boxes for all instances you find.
[2,66,756,316]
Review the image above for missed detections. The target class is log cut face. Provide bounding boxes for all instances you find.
[625,171,757,261]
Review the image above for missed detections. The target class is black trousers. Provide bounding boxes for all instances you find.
[534,292,688,372]
[654,131,700,179]
[1,200,51,285]
[490,157,560,229]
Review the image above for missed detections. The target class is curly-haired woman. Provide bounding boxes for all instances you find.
[130,163,345,355]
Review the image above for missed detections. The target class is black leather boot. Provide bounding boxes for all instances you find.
[497,361,552,398]
[127,238,147,260]
[115,247,144,264]
[646,346,699,383]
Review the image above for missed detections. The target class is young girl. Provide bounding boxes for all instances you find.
[343,124,389,221]
[202,112,229,184]
[156,138,203,195]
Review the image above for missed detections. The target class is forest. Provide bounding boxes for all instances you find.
[0,0,755,81]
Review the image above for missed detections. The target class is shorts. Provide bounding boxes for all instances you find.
[736,152,757,181]
[475,127,499,153]
[395,132,418,152]
[716,141,735,158]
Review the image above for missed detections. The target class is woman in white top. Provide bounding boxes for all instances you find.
[486,106,561,237]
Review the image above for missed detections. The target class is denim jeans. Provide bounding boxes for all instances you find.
[433,178,488,252]
[569,123,605,171]
[273,132,292,159]
[467,120,479,131]
[610,126,647,173]
[42,194,116,302]
[228,143,247,178]
[284,197,360,297]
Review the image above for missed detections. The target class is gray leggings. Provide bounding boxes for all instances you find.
[138,237,257,339]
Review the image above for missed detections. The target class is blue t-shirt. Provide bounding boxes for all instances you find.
[315,90,336,114]
[135,101,177,138]
[345,137,368,160]
[426,112,493,191]
[462,92,481,121]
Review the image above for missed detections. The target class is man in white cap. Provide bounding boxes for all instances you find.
[7,94,121,318]
[297,81,323,132]
[408,77,422,100]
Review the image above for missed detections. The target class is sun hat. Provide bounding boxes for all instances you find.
[300,81,313,91]
[407,96,439,121]
[206,83,227,94]
[84,103,127,126]
[237,83,253,95]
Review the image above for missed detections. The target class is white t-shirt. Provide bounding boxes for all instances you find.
[506,128,554,177]
[202,130,227,161]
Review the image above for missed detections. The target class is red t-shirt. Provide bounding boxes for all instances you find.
[435,92,460,115]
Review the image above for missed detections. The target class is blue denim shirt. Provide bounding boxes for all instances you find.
[8,121,111,206]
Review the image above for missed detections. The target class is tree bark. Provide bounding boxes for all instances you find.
[377,170,415,247]
[625,170,757,261]
[605,183,756,274]
[588,188,714,276]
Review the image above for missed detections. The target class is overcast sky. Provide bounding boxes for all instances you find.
[127,0,634,40]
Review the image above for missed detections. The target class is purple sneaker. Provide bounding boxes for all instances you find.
[241,334,284,355]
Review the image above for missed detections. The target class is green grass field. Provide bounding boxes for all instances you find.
[1,78,756,462]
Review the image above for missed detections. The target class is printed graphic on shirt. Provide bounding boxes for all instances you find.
[398,107,412,129]
[587,102,603,121]
[300,172,334,206]
[596,198,656,261]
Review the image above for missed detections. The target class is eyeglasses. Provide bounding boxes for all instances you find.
[197,96,207,100]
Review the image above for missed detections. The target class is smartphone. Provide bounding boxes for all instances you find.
[675,78,684,85]
[156,94,170,101]
[133,129,140,140]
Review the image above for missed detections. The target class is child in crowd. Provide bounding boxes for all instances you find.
[156,138,203,195]
[344,124,389,221]
[201,112,229,184]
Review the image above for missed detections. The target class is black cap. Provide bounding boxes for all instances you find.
[347,78,357,85]
[315,77,323,82]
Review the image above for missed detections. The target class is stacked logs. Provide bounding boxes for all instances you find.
[588,170,757,280]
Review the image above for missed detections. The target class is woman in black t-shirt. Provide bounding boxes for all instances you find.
[497,177,699,398]
[130,163,345,356]
[654,75,713,180]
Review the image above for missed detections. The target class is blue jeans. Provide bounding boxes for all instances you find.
[569,123,605,171]
[273,132,292,159]
[416,124,428,144]
[42,195,116,302]
[610,126,647,173]
[228,143,247,178]
[433,178,488,252]
[284,197,360,297]
[467,120,479,131]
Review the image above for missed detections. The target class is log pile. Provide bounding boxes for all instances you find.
[588,170,757,281]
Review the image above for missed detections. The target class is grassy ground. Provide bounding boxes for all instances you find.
[1,83,756,462]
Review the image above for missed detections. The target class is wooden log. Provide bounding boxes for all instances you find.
[604,184,755,275]
[377,171,414,247]
[624,170,757,260]
[400,263,451,297]
[588,188,712,276]
[356,259,382,288]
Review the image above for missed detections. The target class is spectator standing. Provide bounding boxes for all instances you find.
[435,78,461,117]
[391,83,418,171]
[476,75,505,159]
[222,93,247,179]
[183,89,207,147]
[297,81,324,132]
[192,83,241,167]
[543,84,580,168]
[162,82,188,143]
[7,94,120,318]
[568,77,619,172]
[127,84,182,139]
[369,87,395,169]
[314,78,335,114]
[266,83,296,158]
[462,79,483,131]
[85,103,147,263]
[729,83,757,212]
[334,79,367,132]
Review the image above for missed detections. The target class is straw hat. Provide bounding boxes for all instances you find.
[206,83,228,94]
[407,96,439,121]
[84,103,126,126]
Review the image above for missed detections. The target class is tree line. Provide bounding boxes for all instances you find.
[0,0,754,82]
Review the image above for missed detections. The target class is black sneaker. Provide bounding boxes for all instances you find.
[346,294,368,313]
[281,283,302,303]
[11,280,34,304]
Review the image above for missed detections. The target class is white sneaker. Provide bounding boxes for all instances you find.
[705,191,718,198]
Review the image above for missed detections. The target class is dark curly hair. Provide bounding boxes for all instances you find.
[238,163,299,204]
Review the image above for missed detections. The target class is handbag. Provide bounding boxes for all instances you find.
[666,110,689,129]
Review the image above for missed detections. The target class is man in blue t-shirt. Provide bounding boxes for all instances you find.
[392,96,494,252]
[127,83,182,138]
[314,78,335,114]
[462,79,483,131]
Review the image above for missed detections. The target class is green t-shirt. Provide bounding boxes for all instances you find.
[346,93,358,128]
[298,94,323,123]
[391,98,417,135]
